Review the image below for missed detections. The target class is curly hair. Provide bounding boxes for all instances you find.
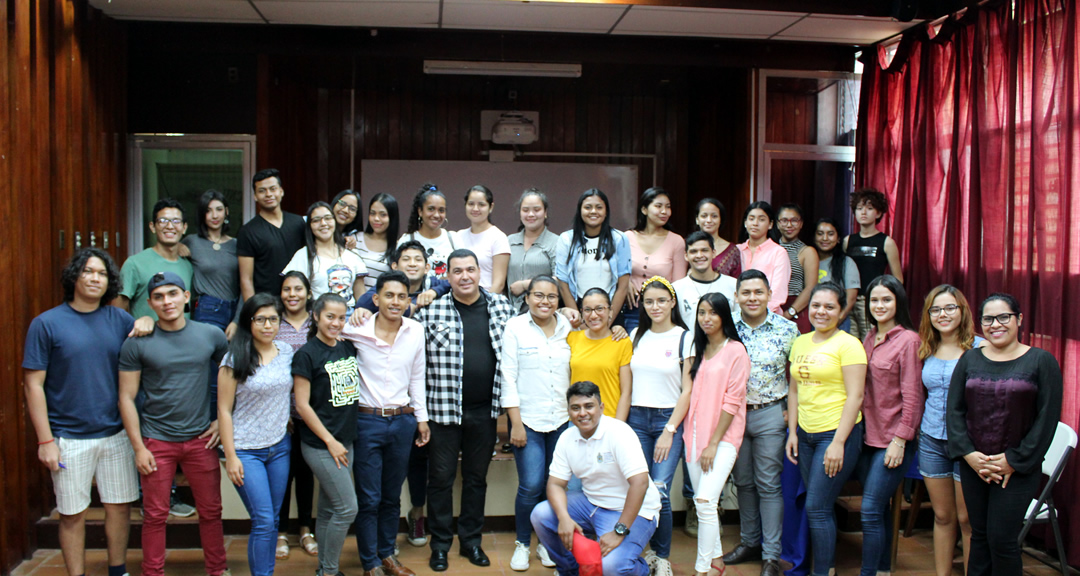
[406,183,445,235]
[61,247,122,306]
[849,188,888,222]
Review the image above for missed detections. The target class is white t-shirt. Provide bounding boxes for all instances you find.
[629,327,692,408]
[351,232,392,290]
[282,248,368,310]
[672,274,737,321]
[455,226,511,290]
[550,416,662,520]
[576,235,613,296]
[397,230,457,279]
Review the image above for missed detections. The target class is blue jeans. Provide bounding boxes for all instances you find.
[352,412,417,570]
[796,422,864,576]
[233,435,292,576]
[855,442,917,576]
[627,406,683,558]
[531,491,657,576]
[622,303,640,332]
[193,295,237,417]
[512,422,569,545]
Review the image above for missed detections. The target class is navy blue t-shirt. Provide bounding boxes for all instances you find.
[22,303,134,439]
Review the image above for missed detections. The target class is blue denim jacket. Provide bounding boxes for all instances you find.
[921,335,983,440]
[554,229,632,301]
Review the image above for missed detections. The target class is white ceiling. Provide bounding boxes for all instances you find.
[87,0,916,46]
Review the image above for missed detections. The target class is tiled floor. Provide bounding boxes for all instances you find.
[10,529,1064,576]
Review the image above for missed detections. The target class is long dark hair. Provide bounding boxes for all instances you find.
[633,281,688,349]
[464,185,494,224]
[695,198,727,232]
[407,183,445,235]
[634,187,673,232]
[308,293,348,340]
[864,274,914,331]
[567,189,616,264]
[365,193,400,264]
[332,189,363,236]
[227,293,285,385]
[814,218,847,286]
[61,247,121,305]
[303,201,345,282]
[689,293,743,380]
[196,189,229,239]
[739,200,778,243]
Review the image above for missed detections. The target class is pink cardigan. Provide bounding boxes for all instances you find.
[626,230,688,293]
[684,340,751,462]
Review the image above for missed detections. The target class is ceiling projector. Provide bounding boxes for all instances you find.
[492,112,538,145]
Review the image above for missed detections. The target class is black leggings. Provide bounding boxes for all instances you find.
[958,463,1041,576]
[279,426,316,532]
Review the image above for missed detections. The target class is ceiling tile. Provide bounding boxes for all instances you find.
[88,0,263,22]
[255,1,440,27]
[776,14,912,45]
[613,7,803,38]
[442,0,627,34]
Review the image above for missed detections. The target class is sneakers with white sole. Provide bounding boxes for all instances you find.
[510,541,531,572]
[652,557,673,576]
[537,543,556,567]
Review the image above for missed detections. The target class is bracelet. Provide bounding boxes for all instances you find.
[38,438,55,445]
[890,439,906,448]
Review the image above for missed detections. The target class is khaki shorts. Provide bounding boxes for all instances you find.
[52,430,139,515]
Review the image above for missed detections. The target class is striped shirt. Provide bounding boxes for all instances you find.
[780,239,806,296]
[507,228,560,312]
[351,232,393,291]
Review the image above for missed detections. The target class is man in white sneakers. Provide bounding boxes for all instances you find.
[531,381,661,576]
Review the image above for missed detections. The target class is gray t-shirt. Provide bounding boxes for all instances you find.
[120,320,229,442]
[182,235,239,302]
[818,255,861,291]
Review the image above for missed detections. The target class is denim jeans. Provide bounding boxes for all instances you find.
[627,406,683,558]
[731,402,786,561]
[192,295,236,417]
[796,422,864,576]
[512,422,569,545]
[855,442,916,576]
[352,412,417,570]
[531,491,658,576]
[279,424,316,533]
[234,435,292,576]
[301,442,358,576]
[622,302,640,332]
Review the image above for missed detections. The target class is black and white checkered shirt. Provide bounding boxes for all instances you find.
[413,288,515,426]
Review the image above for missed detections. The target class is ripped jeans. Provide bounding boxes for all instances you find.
[628,406,683,558]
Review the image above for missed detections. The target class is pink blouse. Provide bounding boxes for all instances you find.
[684,340,750,461]
[737,238,791,313]
[626,230,688,294]
[862,326,924,448]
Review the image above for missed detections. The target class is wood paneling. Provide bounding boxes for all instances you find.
[0,1,126,573]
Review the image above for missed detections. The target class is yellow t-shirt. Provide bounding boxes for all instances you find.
[567,331,633,417]
[788,331,867,434]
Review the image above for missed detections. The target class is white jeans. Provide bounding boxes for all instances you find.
[687,442,739,573]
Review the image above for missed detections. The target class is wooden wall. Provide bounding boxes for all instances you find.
[0,1,127,573]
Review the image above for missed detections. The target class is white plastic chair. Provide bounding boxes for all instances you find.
[1018,421,1077,575]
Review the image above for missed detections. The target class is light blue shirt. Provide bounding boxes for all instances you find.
[920,335,984,440]
[554,229,631,301]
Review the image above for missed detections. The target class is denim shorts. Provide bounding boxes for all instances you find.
[918,432,960,481]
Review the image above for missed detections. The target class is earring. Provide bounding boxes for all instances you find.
[224,218,230,225]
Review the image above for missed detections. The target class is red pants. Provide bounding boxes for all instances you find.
[140,437,227,576]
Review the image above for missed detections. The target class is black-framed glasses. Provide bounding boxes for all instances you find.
[310,214,335,224]
[980,313,1018,326]
[530,292,558,303]
[253,316,281,326]
[582,306,609,315]
[336,199,358,214]
[928,304,960,316]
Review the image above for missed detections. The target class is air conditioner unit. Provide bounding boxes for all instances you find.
[491,112,538,145]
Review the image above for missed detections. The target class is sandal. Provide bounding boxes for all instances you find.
[276,535,290,560]
[710,563,726,576]
[301,533,319,557]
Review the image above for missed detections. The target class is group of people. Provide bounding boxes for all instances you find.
[22,170,1063,576]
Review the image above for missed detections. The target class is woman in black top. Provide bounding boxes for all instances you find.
[293,293,361,576]
[947,293,1062,576]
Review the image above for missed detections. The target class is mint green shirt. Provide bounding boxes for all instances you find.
[119,248,193,321]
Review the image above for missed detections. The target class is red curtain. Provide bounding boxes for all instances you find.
[856,0,1080,563]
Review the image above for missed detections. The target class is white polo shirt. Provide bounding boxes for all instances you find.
[550,416,662,520]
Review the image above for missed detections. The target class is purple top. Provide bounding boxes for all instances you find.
[946,347,1062,474]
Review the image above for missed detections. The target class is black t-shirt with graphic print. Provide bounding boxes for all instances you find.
[292,338,360,449]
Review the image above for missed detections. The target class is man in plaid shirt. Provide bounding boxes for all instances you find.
[413,249,515,572]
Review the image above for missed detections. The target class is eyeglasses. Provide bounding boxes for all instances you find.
[253,316,281,326]
[980,313,1018,326]
[778,218,802,225]
[530,292,559,303]
[156,217,183,227]
[311,215,336,224]
[582,306,609,316]
[336,199,358,214]
[928,304,960,317]
[642,297,672,308]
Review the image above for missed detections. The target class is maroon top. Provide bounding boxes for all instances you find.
[712,242,742,278]
[862,326,924,448]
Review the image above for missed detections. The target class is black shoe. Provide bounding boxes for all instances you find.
[459,546,490,567]
[429,550,449,572]
[760,559,781,576]
[722,543,762,565]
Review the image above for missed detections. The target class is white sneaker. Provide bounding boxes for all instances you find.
[644,550,659,574]
[510,541,531,571]
[537,543,556,567]
[652,557,673,576]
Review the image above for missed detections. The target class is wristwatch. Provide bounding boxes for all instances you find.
[787,306,798,318]
[614,522,630,537]
[664,424,677,434]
